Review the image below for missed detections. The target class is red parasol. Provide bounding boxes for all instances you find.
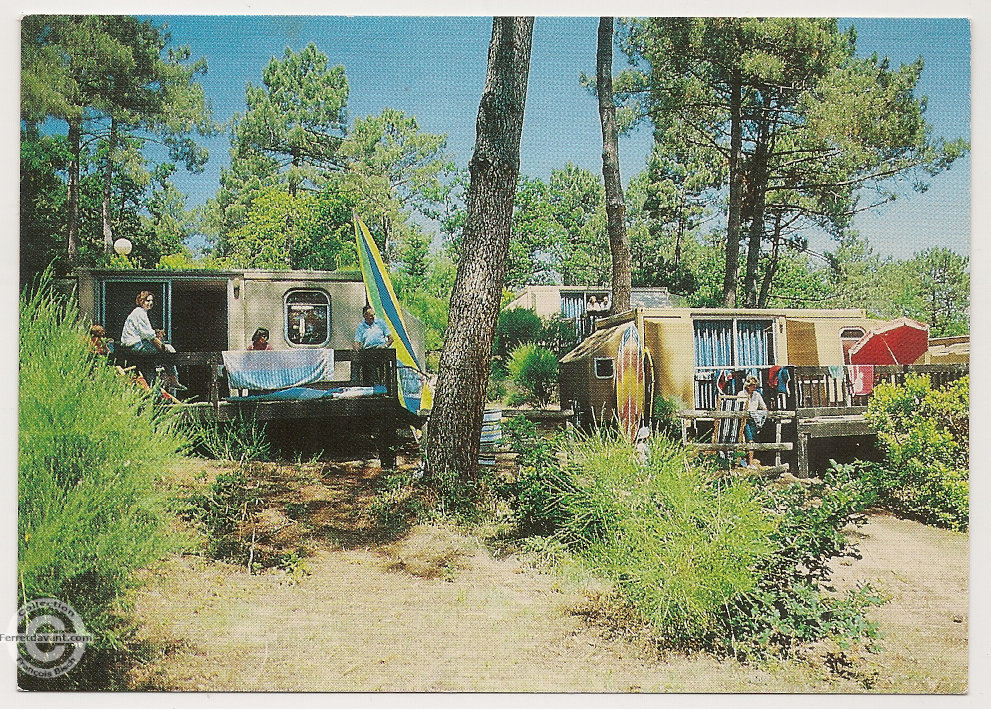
[848,317,930,365]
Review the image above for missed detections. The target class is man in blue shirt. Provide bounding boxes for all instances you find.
[353,305,394,349]
[353,305,394,386]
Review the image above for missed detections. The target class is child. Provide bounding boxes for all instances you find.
[88,324,112,356]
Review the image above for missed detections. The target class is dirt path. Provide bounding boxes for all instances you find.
[130,462,968,692]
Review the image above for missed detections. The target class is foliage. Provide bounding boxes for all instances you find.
[21,15,217,279]
[18,274,188,685]
[493,308,545,364]
[181,468,262,561]
[216,185,356,270]
[493,426,881,656]
[863,375,969,529]
[502,165,611,288]
[490,416,568,537]
[189,414,272,463]
[724,464,880,657]
[904,248,970,337]
[651,394,685,440]
[235,43,348,198]
[620,17,967,307]
[507,344,559,407]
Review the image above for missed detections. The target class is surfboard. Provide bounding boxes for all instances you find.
[615,322,645,443]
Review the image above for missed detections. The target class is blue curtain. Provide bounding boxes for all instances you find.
[736,320,771,367]
[694,320,733,367]
[694,319,772,368]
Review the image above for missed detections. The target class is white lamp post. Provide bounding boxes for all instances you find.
[113,238,132,256]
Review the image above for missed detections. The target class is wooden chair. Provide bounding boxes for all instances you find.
[713,394,746,465]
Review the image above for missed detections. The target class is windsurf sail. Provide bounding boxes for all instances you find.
[354,213,432,414]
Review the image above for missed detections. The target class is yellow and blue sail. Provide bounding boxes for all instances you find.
[354,213,432,414]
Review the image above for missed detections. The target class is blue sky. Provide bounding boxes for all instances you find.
[139,15,969,260]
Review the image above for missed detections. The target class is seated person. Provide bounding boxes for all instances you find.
[248,327,273,350]
[738,375,767,468]
[88,324,112,357]
[120,290,185,391]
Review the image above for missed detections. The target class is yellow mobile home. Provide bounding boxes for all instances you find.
[560,307,884,425]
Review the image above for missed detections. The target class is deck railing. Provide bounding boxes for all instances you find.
[693,363,968,411]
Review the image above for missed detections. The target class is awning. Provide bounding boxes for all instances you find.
[848,317,929,365]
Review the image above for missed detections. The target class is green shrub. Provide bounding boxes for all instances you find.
[542,314,579,357]
[651,394,685,440]
[494,427,881,657]
[864,374,968,530]
[507,343,558,407]
[19,274,188,686]
[560,434,776,647]
[723,463,881,656]
[492,307,545,364]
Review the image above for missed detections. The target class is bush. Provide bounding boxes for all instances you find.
[493,426,881,657]
[542,314,579,357]
[507,344,558,407]
[19,275,188,687]
[492,307,545,364]
[651,395,685,441]
[864,374,968,530]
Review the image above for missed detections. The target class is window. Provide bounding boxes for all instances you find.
[594,357,615,379]
[840,326,866,364]
[285,290,330,347]
[693,319,775,369]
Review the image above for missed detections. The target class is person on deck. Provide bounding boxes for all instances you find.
[353,305,394,386]
[738,375,767,469]
[120,290,184,390]
[88,324,112,357]
[353,305,394,350]
[248,327,273,351]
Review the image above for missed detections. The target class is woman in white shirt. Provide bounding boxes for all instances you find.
[739,375,767,468]
[121,290,183,390]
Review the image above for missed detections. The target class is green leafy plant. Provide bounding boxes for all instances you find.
[507,343,558,407]
[492,425,882,658]
[182,468,263,561]
[19,273,188,687]
[492,307,545,365]
[864,374,968,530]
[190,414,271,462]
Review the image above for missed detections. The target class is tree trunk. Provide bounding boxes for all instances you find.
[425,16,533,485]
[722,72,743,308]
[596,17,632,314]
[102,117,117,256]
[742,118,770,307]
[67,116,81,261]
[757,213,783,307]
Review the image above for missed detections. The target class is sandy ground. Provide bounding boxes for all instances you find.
[128,461,969,693]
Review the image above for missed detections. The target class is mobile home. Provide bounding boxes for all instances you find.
[75,268,426,398]
[560,307,885,425]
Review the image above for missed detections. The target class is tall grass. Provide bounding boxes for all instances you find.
[559,434,775,646]
[496,424,881,656]
[19,274,189,686]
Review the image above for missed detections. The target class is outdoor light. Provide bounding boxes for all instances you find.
[113,238,132,256]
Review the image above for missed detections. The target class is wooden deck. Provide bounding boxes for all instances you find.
[682,364,967,477]
[170,348,421,466]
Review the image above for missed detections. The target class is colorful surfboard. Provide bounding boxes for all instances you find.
[354,213,432,415]
[615,323,645,443]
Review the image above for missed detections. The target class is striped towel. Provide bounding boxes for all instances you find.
[222,349,334,390]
